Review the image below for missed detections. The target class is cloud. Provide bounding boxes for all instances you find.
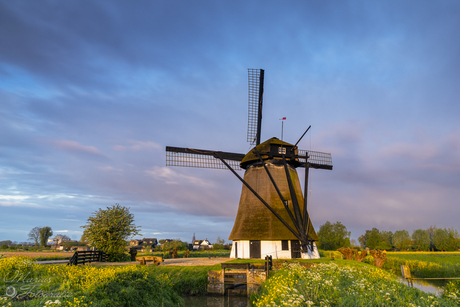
[50,139,105,157]
[112,140,161,151]
[0,200,45,208]
[144,166,213,187]
[0,195,30,201]
[98,166,123,172]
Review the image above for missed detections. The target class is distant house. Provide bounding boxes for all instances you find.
[143,238,158,247]
[130,239,142,247]
[129,238,158,250]
[193,239,212,250]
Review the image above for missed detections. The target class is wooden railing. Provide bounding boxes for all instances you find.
[68,250,108,266]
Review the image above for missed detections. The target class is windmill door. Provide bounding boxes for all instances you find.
[291,240,301,259]
[250,240,261,259]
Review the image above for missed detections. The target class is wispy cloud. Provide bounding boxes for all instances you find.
[144,166,213,187]
[50,139,105,157]
[113,140,161,151]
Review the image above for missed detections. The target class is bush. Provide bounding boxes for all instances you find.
[107,252,131,262]
[318,250,343,260]
[87,270,183,307]
[0,244,8,250]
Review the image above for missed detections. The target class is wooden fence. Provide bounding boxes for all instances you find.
[68,250,108,265]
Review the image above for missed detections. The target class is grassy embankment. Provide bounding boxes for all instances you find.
[251,251,460,306]
[382,252,460,278]
[2,251,460,306]
[252,259,460,306]
[1,255,219,306]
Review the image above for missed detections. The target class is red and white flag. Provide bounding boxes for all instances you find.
[280,117,286,120]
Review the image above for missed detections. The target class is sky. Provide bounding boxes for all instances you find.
[1,1,459,245]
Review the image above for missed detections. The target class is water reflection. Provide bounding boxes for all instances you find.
[398,277,445,296]
[182,296,249,307]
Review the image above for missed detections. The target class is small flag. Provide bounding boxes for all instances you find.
[280,117,286,120]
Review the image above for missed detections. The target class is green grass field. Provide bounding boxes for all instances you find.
[252,260,460,306]
[381,251,460,278]
[387,251,460,264]
[2,251,460,306]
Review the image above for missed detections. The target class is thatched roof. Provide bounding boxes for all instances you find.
[240,137,300,169]
[229,162,318,241]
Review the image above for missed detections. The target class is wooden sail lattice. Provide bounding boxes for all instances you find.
[166,146,243,170]
[298,149,333,170]
[165,69,333,256]
[247,69,264,145]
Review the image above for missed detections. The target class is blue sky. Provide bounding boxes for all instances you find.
[1,1,459,244]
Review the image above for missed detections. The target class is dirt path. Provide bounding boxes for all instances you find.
[2,252,231,266]
[90,257,231,266]
[1,251,71,258]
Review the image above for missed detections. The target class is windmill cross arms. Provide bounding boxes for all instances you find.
[297,149,333,170]
[166,146,245,170]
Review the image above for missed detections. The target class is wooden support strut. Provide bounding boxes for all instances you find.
[281,155,309,251]
[214,153,302,242]
[252,148,302,236]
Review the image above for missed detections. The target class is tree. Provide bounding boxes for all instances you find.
[393,230,411,250]
[28,227,41,246]
[81,204,141,259]
[446,228,460,251]
[213,237,226,250]
[412,229,430,251]
[53,234,71,244]
[317,221,351,250]
[432,228,460,251]
[39,227,53,247]
[433,228,449,251]
[155,239,188,252]
[0,240,12,246]
[427,225,437,250]
[366,228,381,249]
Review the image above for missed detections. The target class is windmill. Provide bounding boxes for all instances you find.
[166,69,332,259]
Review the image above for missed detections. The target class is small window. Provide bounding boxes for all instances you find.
[281,240,289,250]
[278,147,286,154]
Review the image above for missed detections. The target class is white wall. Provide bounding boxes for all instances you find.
[230,240,320,259]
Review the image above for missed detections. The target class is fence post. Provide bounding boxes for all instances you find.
[401,265,413,287]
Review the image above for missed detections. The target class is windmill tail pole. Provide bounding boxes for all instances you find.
[294,125,311,147]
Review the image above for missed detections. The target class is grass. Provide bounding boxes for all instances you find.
[139,250,231,258]
[252,261,460,306]
[376,252,460,278]
[2,251,460,306]
[387,251,460,264]
[0,257,188,306]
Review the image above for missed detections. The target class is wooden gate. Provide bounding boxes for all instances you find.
[68,250,107,265]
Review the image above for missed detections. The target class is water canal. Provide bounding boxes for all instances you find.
[182,278,445,306]
[398,277,445,296]
[182,295,249,307]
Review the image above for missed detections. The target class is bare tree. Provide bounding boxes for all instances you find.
[53,234,71,244]
[28,227,41,246]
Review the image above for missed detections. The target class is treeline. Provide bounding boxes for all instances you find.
[317,221,460,252]
[358,226,460,251]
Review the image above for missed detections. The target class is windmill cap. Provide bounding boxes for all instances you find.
[240,137,301,169]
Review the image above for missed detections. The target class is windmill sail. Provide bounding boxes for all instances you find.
[165,69,333,259]
[166,146,244,170]
[298,149,333,170]
[247,69,264,145]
